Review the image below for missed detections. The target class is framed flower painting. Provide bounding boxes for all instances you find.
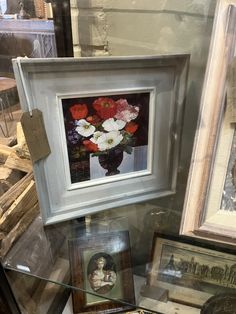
[13,55,189,224]
[62,92,149,183]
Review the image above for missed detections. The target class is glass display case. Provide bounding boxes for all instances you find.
[1,0,236,313]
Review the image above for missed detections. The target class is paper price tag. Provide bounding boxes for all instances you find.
[20,109,51,163]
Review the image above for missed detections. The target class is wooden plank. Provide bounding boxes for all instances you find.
[14,122,30,159]
[0,136,17,147]
[0,232,5,242]
[0,166,24,182]
[14,143,31,160]
[0,180,37,232]
[16,122,25,147]
[0,202,39,257]
[0,144,14,163]
[0,167,12,181]
[5,152,32,173]
[0,166,24,197]
[0,171,33,214]
[0,179,12,198]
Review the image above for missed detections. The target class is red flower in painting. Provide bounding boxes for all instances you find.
[93,97,117,119]
[70,104,88,120]
[86,115,101,125]
[125,122,139,134]
[83,140,99,152]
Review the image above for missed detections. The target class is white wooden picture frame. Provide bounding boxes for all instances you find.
[180,0,236,245]
[13,55,189,225]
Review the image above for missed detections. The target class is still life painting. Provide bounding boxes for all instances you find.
[13,55,189,224]
[62,92,150,183]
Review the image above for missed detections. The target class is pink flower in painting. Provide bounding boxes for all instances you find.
[115,99,139,122]
[93,97,117,119]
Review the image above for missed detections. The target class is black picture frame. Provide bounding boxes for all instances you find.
[148,233,236,308]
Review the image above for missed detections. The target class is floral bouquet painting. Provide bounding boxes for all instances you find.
[62,92,150,183]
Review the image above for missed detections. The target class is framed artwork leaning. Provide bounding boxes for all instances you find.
[180,0,236,245]
[148,233,236,308]
[13,55,189,224]
[68,231,135,314]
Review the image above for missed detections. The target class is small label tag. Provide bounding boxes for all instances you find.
[20,109,51,163]
[227,57,236,123]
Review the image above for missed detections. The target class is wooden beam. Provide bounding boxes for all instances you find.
[0,202,39,257]
[0,180,37,233]
[0,145,14,164]
[5,152,32,173]
[0,172,34,215]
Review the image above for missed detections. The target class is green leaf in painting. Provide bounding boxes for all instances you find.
[124,146,133,154]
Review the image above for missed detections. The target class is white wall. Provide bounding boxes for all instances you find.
[71,0,216,164]
[70,0,218,268]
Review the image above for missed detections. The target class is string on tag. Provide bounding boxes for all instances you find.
[16,57,51,163]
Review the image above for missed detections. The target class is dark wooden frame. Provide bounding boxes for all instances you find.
[69,231,135,314]
[148,233,236,308]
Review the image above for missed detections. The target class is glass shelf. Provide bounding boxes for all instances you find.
[2,214,159,313]
[2,170,236,314]
[3,206,234,314]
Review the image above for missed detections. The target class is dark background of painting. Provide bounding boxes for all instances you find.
[62,92,150,146]
[62,92,150,183]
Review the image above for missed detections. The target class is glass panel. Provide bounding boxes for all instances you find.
[3,1,236,314]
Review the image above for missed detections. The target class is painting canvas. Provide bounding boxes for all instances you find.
[62,92,150,184]
[69,231,135,313]
[148,234,236,307]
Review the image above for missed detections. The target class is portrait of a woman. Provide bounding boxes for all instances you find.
[88,254,117,294]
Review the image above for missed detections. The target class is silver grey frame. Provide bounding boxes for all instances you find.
[13,55,189,225]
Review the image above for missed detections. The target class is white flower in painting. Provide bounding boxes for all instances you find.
[75,119,95,137]
[97,131,123,151]
[102,118,126,132]
[90,131,104,144]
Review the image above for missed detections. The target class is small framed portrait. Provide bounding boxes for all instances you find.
[69,231,135,313]
[148,234,236,308]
